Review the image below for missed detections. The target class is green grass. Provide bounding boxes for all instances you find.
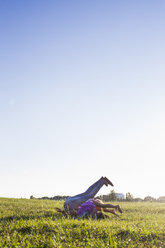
[0,198,165,247]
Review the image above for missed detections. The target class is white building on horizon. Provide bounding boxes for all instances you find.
[116,193,125,199]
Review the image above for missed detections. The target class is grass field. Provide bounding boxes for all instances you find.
[0,198,165,247]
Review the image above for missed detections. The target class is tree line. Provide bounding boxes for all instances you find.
[30,191,165,202]
[96,190,165,202]
[30,195,69,201]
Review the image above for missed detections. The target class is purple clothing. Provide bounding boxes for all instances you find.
[77,199,96,217]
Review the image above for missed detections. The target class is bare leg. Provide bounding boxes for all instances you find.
[93,200,123,213]
[102,208,119,217]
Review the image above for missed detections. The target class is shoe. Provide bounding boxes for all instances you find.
[101,176,108,186]
[104,177,114,186]
[104,181,108,187]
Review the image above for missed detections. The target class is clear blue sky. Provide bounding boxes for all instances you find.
[0,0,165,199]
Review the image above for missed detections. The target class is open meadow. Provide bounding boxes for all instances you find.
[0,198,165,247]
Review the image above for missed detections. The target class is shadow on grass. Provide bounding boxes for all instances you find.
[116,229,163,242]
[0,211,111,224]
[0,212,63,222]
[17,224,59,235]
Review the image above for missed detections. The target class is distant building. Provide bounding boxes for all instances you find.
[116,193,125,200]
[157,196,165,202]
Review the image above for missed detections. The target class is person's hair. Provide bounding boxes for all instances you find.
[97,212,110,219]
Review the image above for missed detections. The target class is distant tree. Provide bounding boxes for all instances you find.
[126,192,134,202]
[144,196,156,202]
[134,197,143,202]
[103,194,110,202]
[37,195,70,201]
[157,196,165,202]
[41,196,49,200]
[109,190,117,201]
[95,194,110,202]
[30,195,35,199]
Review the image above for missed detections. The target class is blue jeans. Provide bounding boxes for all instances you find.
[64,178,105,212]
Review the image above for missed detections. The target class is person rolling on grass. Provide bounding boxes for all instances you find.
[56,177,123,219]
[77,198,122,219]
